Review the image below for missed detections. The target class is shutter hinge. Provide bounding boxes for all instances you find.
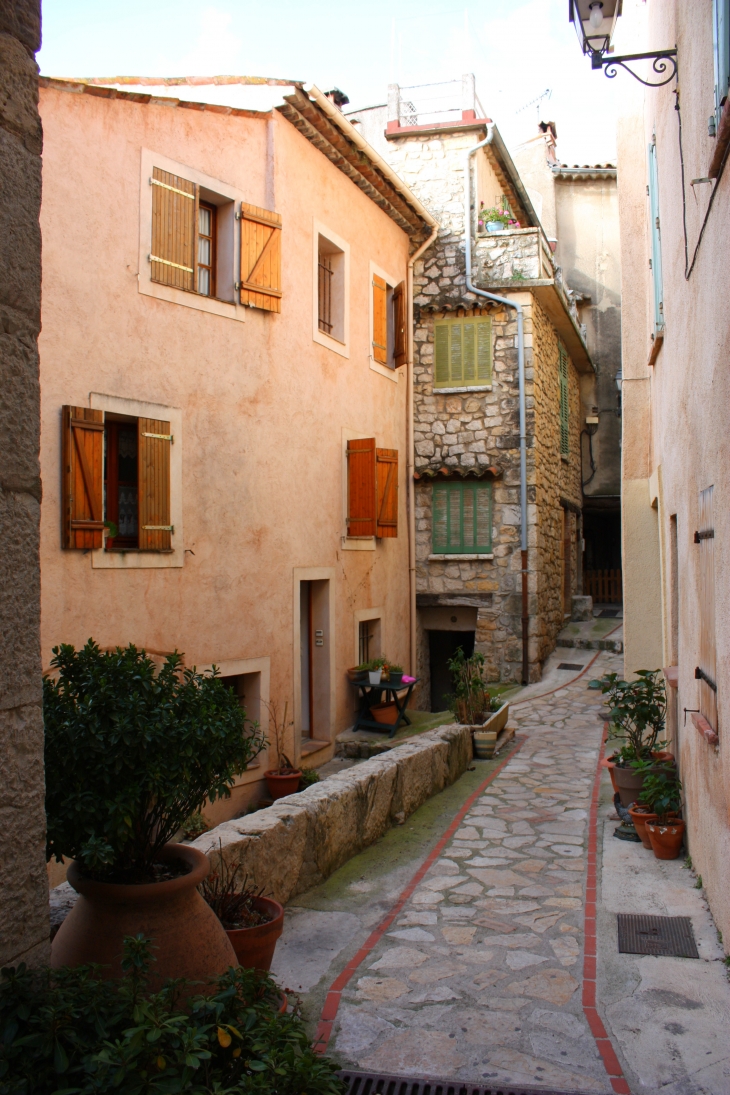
[142,432,173,443]
[143,525,174,532]
[235,211,242,220]
[694,529,714,542]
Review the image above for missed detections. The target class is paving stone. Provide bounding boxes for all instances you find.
[507,968,580,1004]
[505,951,550,970]
[387,927,436,942]
[368,948,429,970]
[355,976,410,1001]
[360,1030,463,1074]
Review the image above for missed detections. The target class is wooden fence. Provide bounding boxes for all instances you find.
[584,568,623,604]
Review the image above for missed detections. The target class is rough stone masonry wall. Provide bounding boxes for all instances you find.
[0,2,49,967]
[532,298,583,665]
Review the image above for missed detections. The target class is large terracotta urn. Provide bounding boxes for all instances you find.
[51,843,237,990]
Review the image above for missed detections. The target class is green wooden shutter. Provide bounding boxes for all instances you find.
[714,0,730,130]
[559,344,569,457]
[647,138,664,336]
[432,482,492,553]
[433,316,492,389]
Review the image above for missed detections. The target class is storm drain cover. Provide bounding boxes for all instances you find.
[598,608,620,617]
[557,662,584,671]
[617,914,699,958]
[337,1072,596,1095]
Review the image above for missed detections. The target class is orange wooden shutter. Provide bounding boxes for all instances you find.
[376,448,398,538]
[347,438,376,537]
[372,274,387,363]
[62,406,104,549]
[138,418,172,551]
[150,168,197,292]
[239,203,282,313]
[393,280,407,368]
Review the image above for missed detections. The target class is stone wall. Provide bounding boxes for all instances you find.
[0,0,48,967]
[475,227,542,284]
[193,723,472,904]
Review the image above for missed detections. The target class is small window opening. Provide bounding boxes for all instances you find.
[197,202,216,298]
[104,419,138,550]
[318,252,333,334]
[317,234,345,342]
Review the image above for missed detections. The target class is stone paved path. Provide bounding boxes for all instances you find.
[321,652,623,1092]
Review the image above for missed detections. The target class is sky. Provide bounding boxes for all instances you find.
[38,0,639,164]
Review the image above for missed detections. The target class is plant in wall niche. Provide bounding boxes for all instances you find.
[0,936,343,1095]
[44,641,266,882]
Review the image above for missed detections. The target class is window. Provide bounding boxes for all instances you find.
[714,0,730,131]
[313,222,349,355]
[317,234,345,341]
[359,619,381,665]
[432,481,492,555]
[372,273,406,369]
[559,342,569,458]
[197,203,216,297]
[62,404,173,554]
[434,314,492,390]
[346,437,399,539]
[647,137,664,336]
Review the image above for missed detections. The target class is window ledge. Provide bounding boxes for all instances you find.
[370,357,400,382]
[433,385,492,394]
[342,536,376,551]
[662,665,678,689]
[428,553,494,561]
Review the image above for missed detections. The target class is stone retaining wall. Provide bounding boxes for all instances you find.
[192,723,471,904]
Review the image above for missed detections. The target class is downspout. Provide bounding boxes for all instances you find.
[408,223,439,676]
[464,129,530,685]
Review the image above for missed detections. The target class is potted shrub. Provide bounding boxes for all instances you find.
[201,844,284,972]
[601,670,668,806]
[0,936,343,1094]
[387,663,405,687]
[643,768,685,859]
[627,803,658,849]
[263,700,302,799]
[44,641,266,986]
[479,203,520,233]
[447,649,509,757]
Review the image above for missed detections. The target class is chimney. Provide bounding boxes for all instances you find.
[538,120,558,165]
[325,88,350,109]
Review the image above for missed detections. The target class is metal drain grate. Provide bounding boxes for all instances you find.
[598,608,621,617]
[557,662,584,671]
[617,914,699,958]
[336,1071,596,1095]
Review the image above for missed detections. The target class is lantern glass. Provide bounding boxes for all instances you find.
[569,0,622,59]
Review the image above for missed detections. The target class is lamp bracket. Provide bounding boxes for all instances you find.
[594,48,678,87]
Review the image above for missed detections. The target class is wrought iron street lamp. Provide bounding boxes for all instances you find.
[569,0,677,87]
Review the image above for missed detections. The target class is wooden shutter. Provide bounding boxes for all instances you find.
[346,438,376,537]
[433,316,492,388]
[239,203,282,313]
[376,448,398,538]
[647,140,664,335]
[138,418,172,551]
[559,344,569,456]
[432,481,492,554]
[393,280,407,368]
[150,168,197,292]
[697,485,717,731]
[372,274,388,363]
[62,406,104,549]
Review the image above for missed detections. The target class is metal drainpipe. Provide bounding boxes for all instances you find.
[407,223,439,677]
[464,129,530,685]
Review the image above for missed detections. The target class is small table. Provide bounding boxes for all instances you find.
[351,678,419,738]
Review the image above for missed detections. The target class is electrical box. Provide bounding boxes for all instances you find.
[585,416,599,425]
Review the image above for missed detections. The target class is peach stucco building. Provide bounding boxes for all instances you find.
[38,76,434,822]
[617,0,730,944]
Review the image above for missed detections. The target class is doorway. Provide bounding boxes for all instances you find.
[429,630,475,713]
[299,579,331,741]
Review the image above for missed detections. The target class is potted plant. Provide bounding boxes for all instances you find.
[44,641,266,986]
[263,700,302,799]
[627,803,658,849]
[387,663,405,687]
[601,670,668,806]
[361,657,386,685]
[447,649,509,757]
[479,203,520,233]
[201,843,284,972]
[642,768,685,859]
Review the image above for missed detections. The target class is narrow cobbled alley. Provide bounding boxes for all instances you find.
[272,651,730,1095]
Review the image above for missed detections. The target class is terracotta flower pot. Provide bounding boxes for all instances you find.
[51,844,237,990]
[265,769,302,800]
[627,805,658,849]
[613,764,649,808]
[370,700,399,725]
[646,818,685,860]
[225,896,284,972]
[602,755,619,794]
[651,751,675,765]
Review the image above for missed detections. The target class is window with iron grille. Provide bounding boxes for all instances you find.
[432,481,492,554]
[559,342,569,457]
[316,233,346,344]
[318,252,333,333]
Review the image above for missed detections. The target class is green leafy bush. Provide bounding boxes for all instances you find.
[601,670,666,766]
[0,936,343,1095]
[44,641,266,880]
[446,648,499,724]
[640,766,682,822]
[298,768,321,791]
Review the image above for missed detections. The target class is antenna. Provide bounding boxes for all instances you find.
[515,88,553,123]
